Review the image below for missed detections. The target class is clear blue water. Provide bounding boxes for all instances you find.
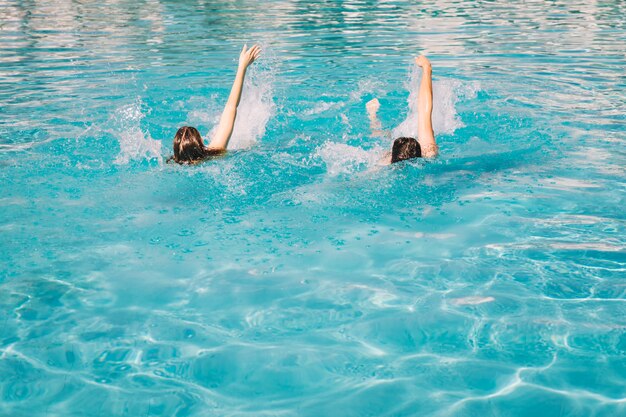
[1,0,625,416]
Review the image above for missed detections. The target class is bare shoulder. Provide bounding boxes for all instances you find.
[420,143,439,158]
[206,146,226,153]
[206,147,227,157]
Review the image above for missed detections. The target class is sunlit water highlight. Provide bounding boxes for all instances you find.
[1,1,625,416]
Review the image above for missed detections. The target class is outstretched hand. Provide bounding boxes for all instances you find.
[239,44,261,69]
[415,55,431,69]
[366,98,380,115]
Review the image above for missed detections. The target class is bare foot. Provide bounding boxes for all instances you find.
[415,55,431,69]
[366,98,380,116]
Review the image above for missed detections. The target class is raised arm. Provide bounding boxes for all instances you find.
[208,44,261,151]
[415,55,438,157]
[366,98,382,132]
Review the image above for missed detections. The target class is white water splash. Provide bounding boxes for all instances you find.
[186,93,221,126]
[112,100,162,164]
[304,101,344,116]
[350,78,385,102]
[315,142,384,175]
[393,65,479,138]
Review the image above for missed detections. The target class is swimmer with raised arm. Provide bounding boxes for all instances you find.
[169,44,261,164]
[368,55,438,164]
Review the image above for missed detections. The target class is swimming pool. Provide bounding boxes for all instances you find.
[1,0,625,415]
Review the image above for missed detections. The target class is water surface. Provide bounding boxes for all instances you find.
[1,1,625,416]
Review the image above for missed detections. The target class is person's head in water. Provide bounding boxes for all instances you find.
[171,126,208,165]
[391,137,421,163]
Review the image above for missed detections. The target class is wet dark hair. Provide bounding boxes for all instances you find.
[391,137,421,163]
[169,126,222,165]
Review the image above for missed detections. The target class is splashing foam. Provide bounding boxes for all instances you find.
[350,78,385,102]
[304,101,343,116]
[112,100,162,165]
[393,65,478,138]
[208,62,275,150]
[315,143,384,176]
[186,94,221,125]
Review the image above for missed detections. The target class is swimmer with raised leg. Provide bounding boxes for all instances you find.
[168,44,262,165]
[368,55,438,165]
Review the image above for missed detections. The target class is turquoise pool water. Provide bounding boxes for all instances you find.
[1,0,625,416]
